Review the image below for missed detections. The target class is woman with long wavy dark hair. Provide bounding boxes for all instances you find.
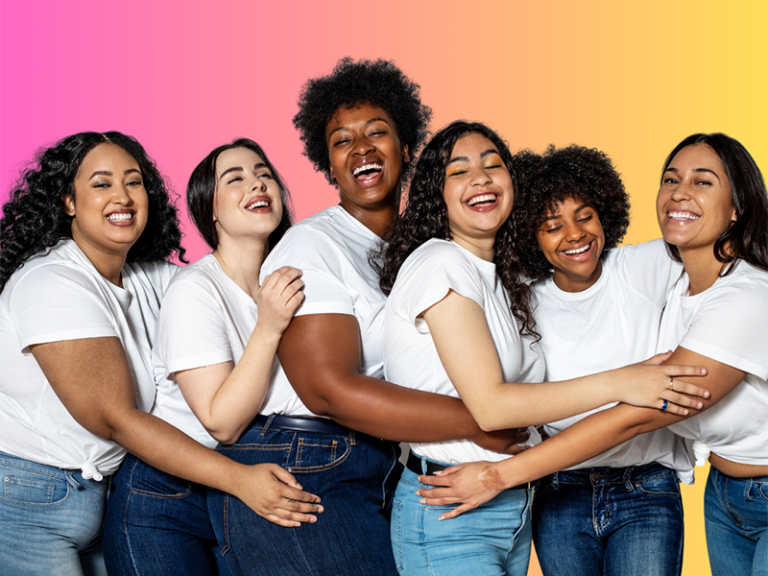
[417,132,768,576]
[0,132,312,576]
[377,121,709,576]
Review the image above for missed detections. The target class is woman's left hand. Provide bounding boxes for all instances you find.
[415,461,506,520]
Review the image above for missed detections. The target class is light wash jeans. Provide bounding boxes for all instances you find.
[705,468,768,576]
[0,451,109,576]
[531,462,684,576]
[391,455,532,576]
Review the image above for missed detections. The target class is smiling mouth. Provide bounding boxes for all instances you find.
[563,243,591,256]
[106,212,134,222]
[352,163,383,181]
[467,193,499,207]
[668,211,699,221]
[246,200,270,210]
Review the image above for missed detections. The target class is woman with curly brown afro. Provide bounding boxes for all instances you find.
[203,58,534,576]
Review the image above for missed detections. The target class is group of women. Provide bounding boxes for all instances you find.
[0,57,765,576]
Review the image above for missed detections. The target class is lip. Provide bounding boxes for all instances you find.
[350,156,384,188]
[244,195,272,213]
[105,209,136,227]
[558,240,596,262]
[464,191,501,213]
[665,209,700,223]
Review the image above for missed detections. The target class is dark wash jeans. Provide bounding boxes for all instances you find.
[532,462,684,576]
[103,454,230,576]
[209,419,402,576]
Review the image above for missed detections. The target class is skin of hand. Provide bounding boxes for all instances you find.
[423,290,709,431]
[277,313,531,454]
[417,345,744,520]
[31,337,323,527]
[175,266,304,445]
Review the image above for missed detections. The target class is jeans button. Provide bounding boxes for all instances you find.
[590,471,600,483]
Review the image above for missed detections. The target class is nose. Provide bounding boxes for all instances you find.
[669,181,691,202]
[352,136,375,156]
[111,182,132,205]
[563,221,586,242]
[251,176,266,191]
[470,165,492,186]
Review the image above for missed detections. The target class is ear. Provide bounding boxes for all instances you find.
[329,164,336,182]
[402,144,410,164]
[62,194,75,216]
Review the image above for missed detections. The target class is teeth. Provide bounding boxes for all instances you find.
[564,244,591,256]
[668,211,699,221]
[246,200,269,210]
[353,163,382,176]
[467,194,497,206]
[107,213,133,222]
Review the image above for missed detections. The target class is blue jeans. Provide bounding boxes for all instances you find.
[208,420,402,576]
[103,454,229,576]
[391,456,533,576]
[705,468,768,576]
[0,451,109,576]
[532,462,684,576]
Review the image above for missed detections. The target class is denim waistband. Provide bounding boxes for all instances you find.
[0,450,110,491]
[253,414,350,436]
[550,461,676,490]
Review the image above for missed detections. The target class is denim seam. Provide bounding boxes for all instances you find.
[288,437,352,473]
[220,494,231,555]
[0,475,72,508]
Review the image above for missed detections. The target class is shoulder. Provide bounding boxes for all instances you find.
[402,239,471,273]
[706,262,768,305]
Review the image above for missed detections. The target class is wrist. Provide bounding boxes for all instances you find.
[252,322,283,346]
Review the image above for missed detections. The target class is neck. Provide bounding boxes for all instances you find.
[214,235,269,298]
[679,246,728,295]
[71,235,127,287]
[553,261,603,293]
[451,233,495,262]
[339,198,398,239]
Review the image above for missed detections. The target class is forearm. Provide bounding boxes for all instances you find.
[204,325,280,443]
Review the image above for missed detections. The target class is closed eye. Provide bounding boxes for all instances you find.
[227,176,243,184]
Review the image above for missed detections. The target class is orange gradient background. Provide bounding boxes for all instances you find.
[1,1,766,574]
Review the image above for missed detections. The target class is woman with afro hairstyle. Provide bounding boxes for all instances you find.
[418,134,768,576]
[211,59,527,576]
[103,138,321,576]
[0,132,314,576]
[378,125,707,576]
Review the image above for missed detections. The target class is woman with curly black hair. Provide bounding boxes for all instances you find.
[211,58,530,576]
[379,125,707,576]
[418,134,768,576]
[0,132,313,576]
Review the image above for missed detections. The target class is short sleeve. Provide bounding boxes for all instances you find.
[392,242,485,327]
[261,227,354,317]
[9,265,117,352]
[613,239,683,305]
[680,274,768,380]
[156,278,234,377]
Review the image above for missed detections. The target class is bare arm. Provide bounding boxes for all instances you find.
[277,313,530,454]
[31,337,322,527]
[418,346,744,518]
[424,290,708,431]
[176,267,304,445]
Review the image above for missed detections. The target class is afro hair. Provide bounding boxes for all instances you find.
[513,144,630,282]
[293,58,432,184]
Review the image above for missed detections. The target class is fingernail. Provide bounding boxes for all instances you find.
[419,498,426,504]
[310,517,317,523]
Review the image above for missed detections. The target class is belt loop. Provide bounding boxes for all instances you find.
[623,466,635,491]
[551,471,559,490]
[64,471,84,491]
[259,414,275,436]
[349,431,356,446]
[744,478,755,502]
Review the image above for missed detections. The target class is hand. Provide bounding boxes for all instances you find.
[234,463,323,527]
[472,427,531,456]
[611,351,710,415]
[256,267,305,336]
[415,461,506,520]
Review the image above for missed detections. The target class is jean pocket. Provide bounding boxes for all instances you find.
[289,435,351,472]
[633,473,681,499]
[128,461,193,499]
[1,469,70,508]
[752,480,768,503]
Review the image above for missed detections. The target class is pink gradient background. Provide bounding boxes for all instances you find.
[1,1,766,574]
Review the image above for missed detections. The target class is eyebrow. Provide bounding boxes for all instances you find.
[88,168,140,179]
[540,203,592,223]
[664,167,721,181]
[218,163,270,181]
[447,149,500,165]
[328,117,391,138]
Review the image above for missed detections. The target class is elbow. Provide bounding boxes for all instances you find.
[475,413,508,433]
[209,426,244,446]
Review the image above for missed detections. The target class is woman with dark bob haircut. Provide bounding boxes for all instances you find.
[378,123,707,576]
[104,138,320,576]
[213,58,526,576]
[0,132,307,576]
[418,133,768,576]
[508,145,692,576]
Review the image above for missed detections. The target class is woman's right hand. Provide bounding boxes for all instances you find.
[610,351,709,415]
[255,266,305,336]
[234,463,323,527]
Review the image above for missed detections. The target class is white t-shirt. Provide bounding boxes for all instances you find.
[662,261,768,467]
[384,239,546,465]
[152,254,269,448]
[0,239,177,478]
[533,239,694,482]
[258,205,387,416]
